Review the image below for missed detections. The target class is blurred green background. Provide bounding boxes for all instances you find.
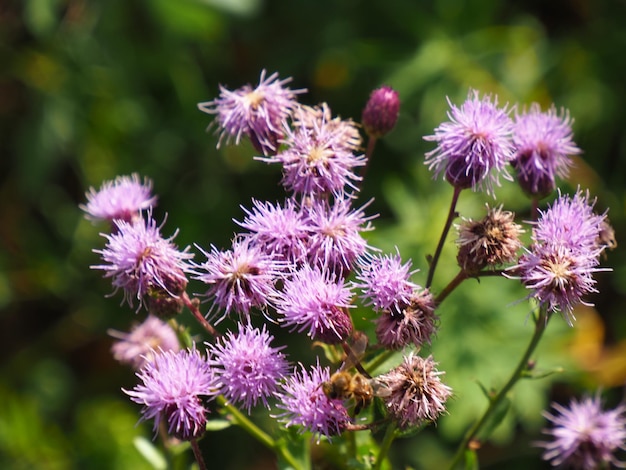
[2,0,626,468]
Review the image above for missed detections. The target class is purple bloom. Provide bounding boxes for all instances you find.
[511,190,607,325]
[354,250,418,312]
[512,103,580,198]
[274,264,354,344]
[192,237,285,323]
[198,70,305,155]
[92,214,192,312]
[274,362,350,440]
[209,324,289,413]
[259,103,366,195]
[374,288,438,350]
[361,85,400,138]
[235,198,311,264]
[538,395,626,469]
[81,174,157,223]
[109,315,180,369]
[304,197,375,274]
[424,89,515,195]
[377,353,452,429]
[124,348,218,440]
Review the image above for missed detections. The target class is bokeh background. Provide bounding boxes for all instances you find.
[2,0,626,469]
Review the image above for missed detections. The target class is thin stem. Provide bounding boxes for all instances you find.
[374,421,397,470]
[426,186,463,289]
[531,197,539,222]
[218,397,303,470]
[190,438,207,470]
[435,270,468,305]
[181,292,220,338]
[447,309,549,470]
[357,136,378,193]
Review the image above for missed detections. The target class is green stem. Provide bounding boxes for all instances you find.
[218,397,303,470]
[364,349,395,375]
[426,186,462,289]
[374,422,397,470]
[447,309,549,470]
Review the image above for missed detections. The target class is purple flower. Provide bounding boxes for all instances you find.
[424,89,515,195]
[512,103,580,199]
[304,197,375,274]
[192,237,285,323]
[81,174,157,223]
[538,395,626,469]
[209,324,289,413]
[92,214,192,313]
[124,348,218,440]
[198,70,305,155]
[274,362,350,440]
[259,103,366,195]
[109,315,180,369]
[377,353,452,429]
[274,264,354,344]
[374,288,438,350]
[354,250,418,312]
[235,198,311,264]
[511,190,607,325]
[361,85,400,138]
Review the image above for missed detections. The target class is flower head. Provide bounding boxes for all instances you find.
[274,264,354,344]
[274,362,350,441]
[92,214,192,313]
[374,289,438,350]
[304,197,375,274]
[361,85,400,138]
[198,70,305,155]
[538,395,626,469]
[377,353,452,429]
[260,103,365,196]
[124,348,218,440]
[81,174,157,223]
[209,324,289,413]
[235,198,311,264]
[109,315,180,370]
[511,190,608,325]
[192,237,285,323]
[456,205,523,274]
[512,104,580,199]
[354,250,418,312]
[424,89,514,195]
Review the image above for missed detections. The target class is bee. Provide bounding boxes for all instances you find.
[321,332,390,415]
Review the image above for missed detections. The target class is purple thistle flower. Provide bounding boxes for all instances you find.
[274,362,350,441]
[92,214,192,313]
[192,237,285,323]
[109,315,180,370]
[304,197,375,274]
[361,85,401,138]
[274,264,354,344]
[377,353,452,429]
[374,288,438,350]
[124,348,218,441]
[511,190,608,325]
[538,395,626,469]
[81,174,157,223]
[424,89,515,196]
[512,103,580,199]
[354,250,418,312]
[259,103,366,196]
[235,198,311,264]
[198,70,305,155]
[209,323,289,413]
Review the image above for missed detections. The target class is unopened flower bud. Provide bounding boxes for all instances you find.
[145,272,188,320]
[361,86,400,138]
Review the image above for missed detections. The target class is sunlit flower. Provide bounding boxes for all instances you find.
[124,348,218,440]
[538,395,626,469]
[424,89,514,196]
[81,174,157,223]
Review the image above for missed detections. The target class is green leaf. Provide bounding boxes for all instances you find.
[205,419,232,432]
[133,437,167,470]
